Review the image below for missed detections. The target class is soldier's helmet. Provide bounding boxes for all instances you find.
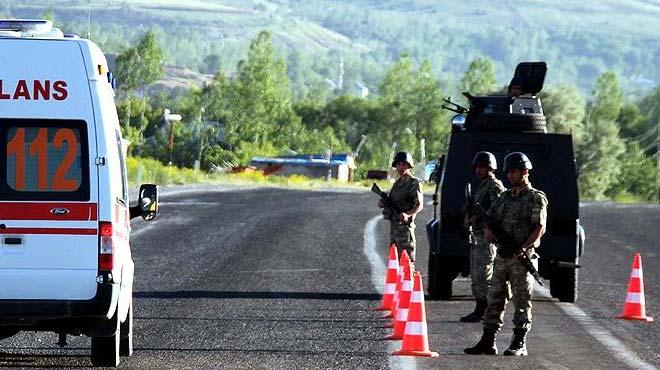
[392,151,414,168]
[472,151,497,170]
[503,152,533,172]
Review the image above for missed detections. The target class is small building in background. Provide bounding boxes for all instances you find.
[354,82,369,98]
[250,154,356,182]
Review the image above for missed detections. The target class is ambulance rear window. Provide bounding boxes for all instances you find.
[1,119,89,201]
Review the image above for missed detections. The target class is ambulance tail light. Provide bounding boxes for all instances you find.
[98,222,114,271]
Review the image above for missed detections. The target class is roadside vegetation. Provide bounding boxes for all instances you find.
[126,156,391,191]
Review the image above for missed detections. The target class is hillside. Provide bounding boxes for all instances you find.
[5,0,660,96]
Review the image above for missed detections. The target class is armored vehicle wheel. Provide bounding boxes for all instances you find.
[429,255,461,300]
[0,330,18,341]
[476,112,546,132]
[550,266,578,303]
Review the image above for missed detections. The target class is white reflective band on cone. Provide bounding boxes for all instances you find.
[626,293,642,304]
[631,269,641,278]
[402,280,413,291]
[385,283,396,294]
[410,291,424,303]
[404,321,426,335]
[396,308,409,320]
[388,260,399,269]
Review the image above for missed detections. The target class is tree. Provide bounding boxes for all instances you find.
[113,31,165,154]
[639,85,660,129]
[227,31,291,142]
[606,142,656,201]
[460,57,497,95]
[225,31,301,162]
[575,71,628,199]
[588,71,623,123]
[379,56,448,165]
[577,119,625,200]
[540,84,585,136]
[617,103,648,139]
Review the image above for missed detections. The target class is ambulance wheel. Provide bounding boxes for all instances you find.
[120,302,133,357]
[91,307,120,367]
[91,331,120,367]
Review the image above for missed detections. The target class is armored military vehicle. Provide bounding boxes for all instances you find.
[426,62,585,303]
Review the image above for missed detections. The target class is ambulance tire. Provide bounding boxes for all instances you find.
[91,308,120,367]
[120,301,133,357]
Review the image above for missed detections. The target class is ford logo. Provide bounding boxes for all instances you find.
[50,208,70,216]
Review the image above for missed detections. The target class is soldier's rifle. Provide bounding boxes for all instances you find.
[473,202,544,286]
[371,183,411,225]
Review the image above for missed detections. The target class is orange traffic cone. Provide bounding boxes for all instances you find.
[617,253,653,322]
[383,250,409,321]
[385,257,413,340]
[393,271,439,357]
[381,249,410,320]
[374,244,399,311]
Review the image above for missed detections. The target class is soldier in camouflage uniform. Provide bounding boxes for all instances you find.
[378,151,424,263]
[460,152,505,323]
[465,152,548,357]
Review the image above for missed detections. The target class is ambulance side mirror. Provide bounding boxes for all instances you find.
[138,184,159,221]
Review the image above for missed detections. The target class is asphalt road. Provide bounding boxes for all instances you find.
[0,186,658,369]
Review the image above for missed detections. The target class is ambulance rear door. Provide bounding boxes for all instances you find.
[0,38,100,300]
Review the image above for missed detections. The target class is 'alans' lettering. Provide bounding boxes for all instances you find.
[0,80,69,101]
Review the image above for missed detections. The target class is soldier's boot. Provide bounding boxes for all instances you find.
[503,328,528,356]
[460,299,488,323]
[464,327,498,355]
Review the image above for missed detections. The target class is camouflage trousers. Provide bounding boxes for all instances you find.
[469,234,497,301]
[390,221,416,263]
[483,254,537,331]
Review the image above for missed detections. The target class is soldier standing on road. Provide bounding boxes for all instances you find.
[461,152,505,323]
[464,152,548,356]
[378,151,424,264]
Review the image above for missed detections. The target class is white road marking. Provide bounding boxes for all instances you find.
[535,285,658,370]
[363,215,417,370]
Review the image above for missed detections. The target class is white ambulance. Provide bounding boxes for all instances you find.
[0,19,158,367]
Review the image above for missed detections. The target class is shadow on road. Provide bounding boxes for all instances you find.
[0,351,89,368]
[135,290,381,300]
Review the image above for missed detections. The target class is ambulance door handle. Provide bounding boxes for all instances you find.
[4,237,22,245]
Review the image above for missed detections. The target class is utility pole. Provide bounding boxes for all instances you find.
[337,57,344,91]
[195,107,206,171]
[164,109,182,166]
